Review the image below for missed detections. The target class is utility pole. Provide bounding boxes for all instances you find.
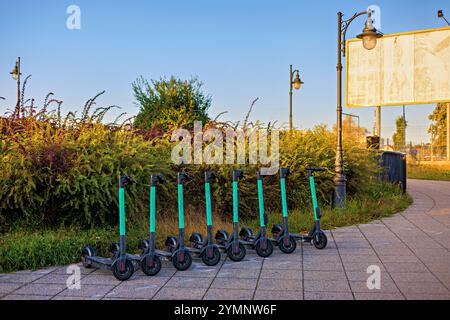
[403,105,406,153]
[376,106,381,137]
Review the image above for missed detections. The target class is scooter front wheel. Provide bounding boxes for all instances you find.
[141,254,162,276]
[201,246,221,266]
[278,235,297,254]
[172,250,192,271]
[313,231,328,250]
[255,239,274,258]
[226,243,246,262]
[112,258,134,281]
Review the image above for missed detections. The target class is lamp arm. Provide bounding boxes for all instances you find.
[341,11,368,55]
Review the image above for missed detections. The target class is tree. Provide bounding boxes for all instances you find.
[133,76,211,130]
[392,116,407,151]
[428,103,447,156]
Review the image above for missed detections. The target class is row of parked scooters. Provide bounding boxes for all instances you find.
[81,168,328,281]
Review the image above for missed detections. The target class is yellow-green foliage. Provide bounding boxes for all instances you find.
[0,113,379,232]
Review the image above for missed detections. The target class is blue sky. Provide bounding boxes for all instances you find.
[0,0,448,143]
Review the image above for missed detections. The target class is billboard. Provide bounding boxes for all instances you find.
[346,27,450,108]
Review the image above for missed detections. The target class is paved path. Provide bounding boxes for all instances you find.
[1,179,450,300]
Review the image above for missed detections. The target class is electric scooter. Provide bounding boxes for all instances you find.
[273,167,328,249]
[270,168,297,254]
[81,175,136,281]
[188,171,222,266]
[165,172,193,271]
[215,170,247,262]
[238,170,274,258]
[139,174,173,276]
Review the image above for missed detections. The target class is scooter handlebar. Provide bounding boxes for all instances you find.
[120,175,133,188]
[233,170,244,181]
[178,172,193,184]
[280,168,291,178]
[205,171,217,183]
[305,167,326,174]
[151,174,165,186]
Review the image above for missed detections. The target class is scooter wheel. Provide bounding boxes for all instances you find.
[172,250,192,271]
[278,235,297,254]
[226,243,246,262]
[112,258,134,281]
[313,231,328,250]
[81,245,95,268]
[141,255,162,276]
[255,239,274,258]
[201,246,221,266]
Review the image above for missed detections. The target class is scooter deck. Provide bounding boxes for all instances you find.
[85,256,114,270]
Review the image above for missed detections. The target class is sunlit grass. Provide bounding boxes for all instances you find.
[408,163,450,181]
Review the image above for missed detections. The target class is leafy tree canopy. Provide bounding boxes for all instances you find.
[133,76,211,131]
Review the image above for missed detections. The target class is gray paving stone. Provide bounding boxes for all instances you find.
[81,274,122,285]
[2,294,52,300]
[389,272,441,283]
[254,290,303,300]
[153,287,206,300]
[216,268,259,279]
[404,292,450,300]
[304,291,354,300]
[395,281,450,294]
[203,289,254,300]
[304,280,351,292]
[303,261,344,271]
[56,284,115,298]
[257,278,302,291]
[0,273,45,284]
[349,281,400,293]
[14,283,66,296]
[104,283,160,299]
[165,276,213,288]
[303,271,347,281]
[0,282,23,295]
[263,260,302,270]
[34,273,86,285]
[383,262,429,273]
[354,292,404,300]
[211,277,258,290]
[260,269,302,280]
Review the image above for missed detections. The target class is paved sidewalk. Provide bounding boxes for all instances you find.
[1,179,450,300]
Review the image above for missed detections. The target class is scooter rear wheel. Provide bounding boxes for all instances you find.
[112,258,134,281]
[255,239,274,258]
[313,231,328,250]
[201,246,221,266]
[172,250,192,271]
[226,242,246,262]
[278,235,297,254]
[141,254,162,276]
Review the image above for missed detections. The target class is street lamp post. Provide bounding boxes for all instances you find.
[289,65,303,131]
[10,57,21,118]
[334,10,382,207]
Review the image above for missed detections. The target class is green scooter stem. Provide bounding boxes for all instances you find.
[205,182,213,226]
[309,175,319,221]
[257,174,265,228]
[280,177,288,218]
